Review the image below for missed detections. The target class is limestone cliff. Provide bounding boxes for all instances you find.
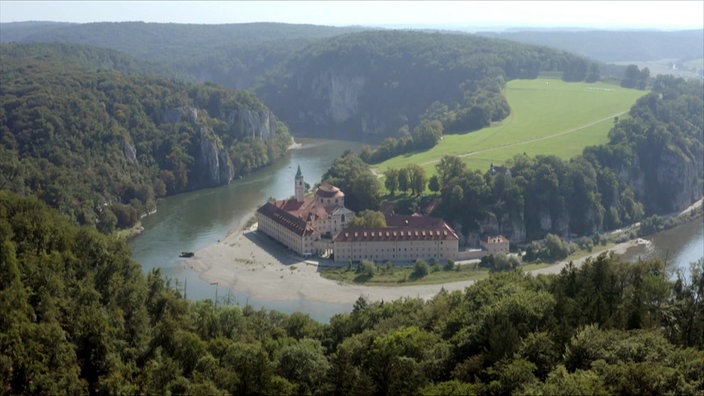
[631,143,703,214]
[219,108,279,141]
[160,105,283,188]
[310,71,365,124]
[194,126,234,188]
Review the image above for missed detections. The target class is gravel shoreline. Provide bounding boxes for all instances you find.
[187,225,656,305]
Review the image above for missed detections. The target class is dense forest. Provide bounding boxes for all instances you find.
[1,191,702,394]
[1,20,703,395]
[258,30,598,140]
[332,75,703,244]
[0,43,292,232]
[434,75,702,242]
[4,22,700,88]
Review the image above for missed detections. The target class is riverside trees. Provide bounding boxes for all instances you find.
[2,190,703,394]
[430,75,702,242]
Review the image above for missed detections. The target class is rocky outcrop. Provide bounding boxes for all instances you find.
[652,145,702,212]
[477,212,527,244]
[159,104,284,189]
[161,106,199,124]
[310,71,365,123]
[277,71,374,137]
[621,143,703,215]
[122,138,138,165]
[194,126,234,188]
[220,108,279,141]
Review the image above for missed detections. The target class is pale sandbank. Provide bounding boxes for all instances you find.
[187,223,656,306]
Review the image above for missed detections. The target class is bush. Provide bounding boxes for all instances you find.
[524,234,575,262]
[357,260,376,277]
[413,259,430,278]
[577,237,594,252]
[481,254,522,272]
[384,261,394,274]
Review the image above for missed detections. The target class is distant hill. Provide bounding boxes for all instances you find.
[480,29,704,62]
[4,22,701,88]
[0,20,74,41]
[256,30,594,140]
[0,41,189,81]
[0,21,367,89]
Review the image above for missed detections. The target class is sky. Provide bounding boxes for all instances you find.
[0,1,702,30]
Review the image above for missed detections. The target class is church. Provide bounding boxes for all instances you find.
[256,166,355,256]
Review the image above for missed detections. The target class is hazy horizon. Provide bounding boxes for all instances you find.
[1,1,702,31]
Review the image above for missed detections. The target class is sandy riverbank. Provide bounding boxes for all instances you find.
[187,223,656,306]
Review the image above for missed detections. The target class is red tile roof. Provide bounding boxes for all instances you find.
[334,215,459,242]
[257,202,315,236]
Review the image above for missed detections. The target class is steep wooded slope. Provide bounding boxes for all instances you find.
[257,30,595,140]
[0,43,291,232]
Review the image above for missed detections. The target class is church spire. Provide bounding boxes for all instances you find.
[294,164,305,202]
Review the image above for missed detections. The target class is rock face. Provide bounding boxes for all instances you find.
[161,106,199,124]
[220,108,279,141]
[160,105,279,188]
[122,139,138,165]
[633,144,703,214]
[311,72,365,123]
[195,126,234,188]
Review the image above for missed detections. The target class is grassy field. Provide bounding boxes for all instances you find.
[374,78,647,175]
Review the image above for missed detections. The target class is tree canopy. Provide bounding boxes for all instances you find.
[0,43,291,232]
[430,75,702,242]
[259,29,596,140]
[2,190,702,394]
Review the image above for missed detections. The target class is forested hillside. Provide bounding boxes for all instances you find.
[0,21,366,89]
[258,30,598,140]
[344,76,702,243]
[430,75,702,242]
[1,191,702,394]
[0,41,188,81]
[0,43,291,232]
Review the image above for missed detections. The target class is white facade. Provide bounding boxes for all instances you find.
[256,166,354,257]
[333,216,460,263]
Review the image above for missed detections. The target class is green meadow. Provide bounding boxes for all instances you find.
[375,78,647,175]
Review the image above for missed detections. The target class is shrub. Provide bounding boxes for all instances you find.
[359,259,376,277]
[413,259,430,278]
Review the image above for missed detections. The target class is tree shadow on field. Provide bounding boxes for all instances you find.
[353,273,373,283]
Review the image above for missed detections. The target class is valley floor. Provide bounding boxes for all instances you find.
[184,199,702,305]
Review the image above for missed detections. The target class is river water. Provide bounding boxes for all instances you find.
[130,137,703,321]
[621,217,704,277]
[130,138,363,322]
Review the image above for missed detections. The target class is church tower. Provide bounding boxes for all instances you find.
[294,164,305,202]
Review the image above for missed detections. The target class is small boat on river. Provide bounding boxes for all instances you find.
[179,251,194,258]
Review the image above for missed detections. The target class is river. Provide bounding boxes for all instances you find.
[131,137,703,322]
[130,138,363,322]
[621,217,704,277]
